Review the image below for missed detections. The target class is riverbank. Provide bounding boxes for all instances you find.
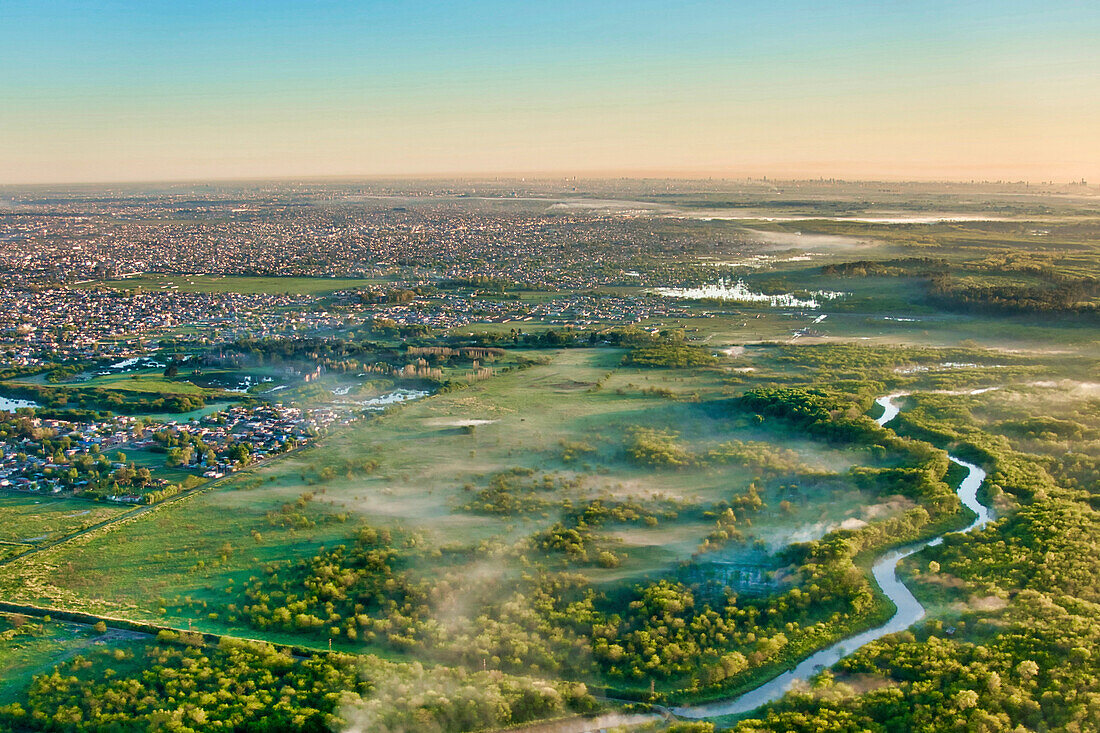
[673,392,994,719]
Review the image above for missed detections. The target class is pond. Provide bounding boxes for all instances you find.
[0,396,39,412]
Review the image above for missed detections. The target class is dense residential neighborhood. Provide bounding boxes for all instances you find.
[0,403,341,503]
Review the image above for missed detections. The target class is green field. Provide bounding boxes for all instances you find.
[0,496,128,549]
[0,614,107,703]
[0,347,908,657]
[70,371,213,396]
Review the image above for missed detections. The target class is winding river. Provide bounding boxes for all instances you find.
[674,392,994,719]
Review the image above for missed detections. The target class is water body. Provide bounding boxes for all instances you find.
[674,392,993,719]
[154,401,234,424]
[108,357,144,370]
[0,396,39,412]
[345,389,430,409]
[654,278,847,309]
[102,356,164,373]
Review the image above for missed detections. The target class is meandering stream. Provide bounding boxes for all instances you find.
[674,392,994,719]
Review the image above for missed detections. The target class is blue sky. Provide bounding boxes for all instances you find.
[2,1,1098,182]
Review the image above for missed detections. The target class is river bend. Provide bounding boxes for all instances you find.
[674,393,993,718]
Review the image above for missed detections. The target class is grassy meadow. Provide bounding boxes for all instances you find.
[0,496,128,549]
[0,347,889,644]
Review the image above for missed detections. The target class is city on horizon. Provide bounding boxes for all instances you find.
[0,3,1097,733]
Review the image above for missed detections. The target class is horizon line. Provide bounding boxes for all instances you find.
[1,169,1096,190]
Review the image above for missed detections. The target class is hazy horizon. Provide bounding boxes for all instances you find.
[3,1,1098,185]
[2,169,1097,190]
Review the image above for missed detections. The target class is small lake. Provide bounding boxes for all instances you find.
[0,396,39,412]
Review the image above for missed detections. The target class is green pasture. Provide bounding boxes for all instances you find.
[0,614,105,703]
[75,371,212,396]
[0,348,890,638]
[0,496,128,547]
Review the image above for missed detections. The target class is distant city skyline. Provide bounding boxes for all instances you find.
[2,0,1098,184]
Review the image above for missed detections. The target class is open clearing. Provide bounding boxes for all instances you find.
[0,348,885,646]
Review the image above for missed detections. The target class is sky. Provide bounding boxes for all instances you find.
[1,0,1098,184]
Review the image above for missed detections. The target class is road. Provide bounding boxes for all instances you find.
[0,443,310,568]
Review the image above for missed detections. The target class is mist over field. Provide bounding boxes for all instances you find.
[0,178,1096,732]
[1,1,1099,730]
